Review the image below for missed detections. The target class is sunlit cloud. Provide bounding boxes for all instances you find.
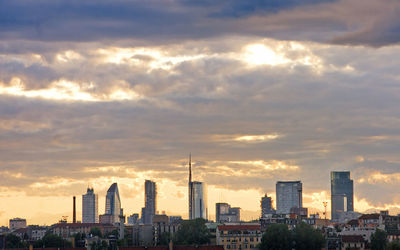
[358,172,400,184]
[228,160,299,171]
[56,50,82,63]
[234,134,280,142]
[0,77,142,102]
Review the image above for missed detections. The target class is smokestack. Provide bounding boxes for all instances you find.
[73,196,76,223]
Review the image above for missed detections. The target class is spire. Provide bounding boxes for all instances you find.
[189,153,192,184]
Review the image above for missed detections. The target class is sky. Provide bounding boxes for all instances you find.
[1,0,400,226]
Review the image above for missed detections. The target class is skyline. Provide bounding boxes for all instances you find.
[1,0,400,227]
[0,168,393,227]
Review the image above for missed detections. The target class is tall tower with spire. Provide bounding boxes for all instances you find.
[188,154,194,219]
[188,154,208,220]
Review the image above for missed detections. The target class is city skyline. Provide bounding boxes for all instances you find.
[1,0,400,227]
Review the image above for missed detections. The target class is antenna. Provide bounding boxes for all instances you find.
[323,201,328,220]
[189,153,192,183]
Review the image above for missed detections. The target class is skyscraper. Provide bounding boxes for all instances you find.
[82,187,99,223]
[276,181,302,214]
[141,180,156,224]
[261,194,275,217]
[105,183,121,223]
[188,155,208,220]
[331,171,354,221]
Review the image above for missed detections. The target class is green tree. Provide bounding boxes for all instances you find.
[174,218,211,245]
[388,240,400,250]
[259,224,292,250]
[159,232,172,246]
[5,234,26,248]
[371,229,388,250]
[292,222,325,250]
[41,233,72,248]
[90,227,103,238]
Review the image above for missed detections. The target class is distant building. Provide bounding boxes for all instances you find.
[215,203,240,223]
[105,183,122,223]
[141,180,157,224]
[216,224,262,250]
[82,187,99,223]
[276,181,302,214]
[128,214,140,225]
[51,223,116,239]
[261,194,275,217]
[9,218,27,231]
[340,235,366,250]
[99,214,115,224]
[169,216,183,224]
[188,155,208,220]
[331,171,354,222]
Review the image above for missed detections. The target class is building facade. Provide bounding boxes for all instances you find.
[82,187,99,223]
[192,181,208,220]
[261,194,275,217]
[188,155,208,220]
[105,183,121,223]
[142,180,156,224]
[331,171,354,221]
[9,218,27,231]
[216,203,240,223]
[276,181,302,214]
[216,224,262,250]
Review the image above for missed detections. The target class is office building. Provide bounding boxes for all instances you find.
[141,180,157,224]
[105,183,121,223]
[276,181,302,214]
[261,194,275,217]
[188,154,208,220]
[128,214,139,225]
[216,203,240,223]
[82,187,99,223]
[331,171,354,221]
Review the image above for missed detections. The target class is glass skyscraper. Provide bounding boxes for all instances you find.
[276,181,302,214]
[105,183,121,223]
[331,171,354,221]
[191,181,208,220]
[82,187,98,223]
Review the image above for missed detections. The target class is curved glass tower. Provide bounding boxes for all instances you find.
[105,183,121,223]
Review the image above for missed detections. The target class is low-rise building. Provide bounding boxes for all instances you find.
[216,224,262,250]
[9,218,27,231]
[50,223,116,239]
[340,235,365,250]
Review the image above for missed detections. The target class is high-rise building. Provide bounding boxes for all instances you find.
[188,155,208,220]
[82,187,99,223]
[216,202,240,223]
[141,180,156,224]
[105,183,121,223]
[261,194,275,217]
[276,181,302,214]
[331,171,354,221]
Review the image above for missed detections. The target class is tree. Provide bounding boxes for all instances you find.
[90,227,103,238]
[174,218,211,245]
[292,222,325,250]
[5,234,26,248]
[41,233,72,248]
[259,224,292,250]
[388,240,400,250]
[371,229,388,250]
[159,232,172,246]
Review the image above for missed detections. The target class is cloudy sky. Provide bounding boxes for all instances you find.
[1,0,400,225]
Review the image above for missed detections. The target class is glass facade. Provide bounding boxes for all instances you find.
[276,181,302,214]
[105,183,121,223]
[190,181,208,220]
[331,171,354,221]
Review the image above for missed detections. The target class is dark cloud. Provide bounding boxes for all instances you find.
[0,0,399,46]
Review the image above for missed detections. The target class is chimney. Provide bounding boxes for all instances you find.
[73,196,76,223]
